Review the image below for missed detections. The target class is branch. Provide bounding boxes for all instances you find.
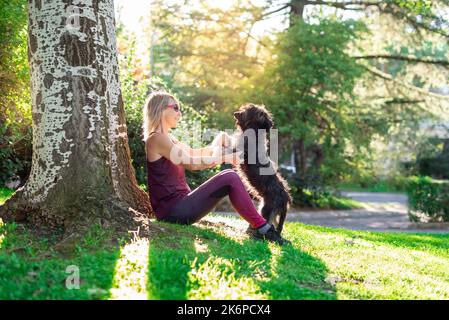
[352,54,449,67]
[360,63,449,101]
[384,98,425,104]
[380,2,449,40]
[305,0,383,9]
[259,4,290,19]
[404,14,449,40]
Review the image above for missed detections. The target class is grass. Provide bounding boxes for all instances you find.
[2,187,449,300]
[0,187,15,205]
[1,214,449,299]
[338,182,406,194]
[319,194,365,210]
[293,191,365,210]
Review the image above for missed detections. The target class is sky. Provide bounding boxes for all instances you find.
[114,0,152,34]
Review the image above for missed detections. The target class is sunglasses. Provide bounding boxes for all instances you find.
[166,103,181,112]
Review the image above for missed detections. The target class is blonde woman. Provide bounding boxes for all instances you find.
[142,91,287,245]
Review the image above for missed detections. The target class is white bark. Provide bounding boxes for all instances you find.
[24,0,124,203]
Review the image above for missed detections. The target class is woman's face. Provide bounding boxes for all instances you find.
[162,98,182,128]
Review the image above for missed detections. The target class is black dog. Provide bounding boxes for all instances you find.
[231,103,292,234]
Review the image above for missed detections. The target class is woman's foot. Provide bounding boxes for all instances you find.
[246,223,291,246]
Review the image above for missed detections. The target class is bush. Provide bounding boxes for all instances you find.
[340,174,409,192]
[0,0,31,186]
[406,176,449,222]
[0,123,32,186]
[280,168,361,209]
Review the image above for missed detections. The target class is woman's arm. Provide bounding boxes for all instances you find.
[151,133,221,171]
[173,132,231,157]
[170,135,213,157]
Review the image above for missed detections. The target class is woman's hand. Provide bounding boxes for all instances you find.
[212,131,233,148]
[222,151,244,166]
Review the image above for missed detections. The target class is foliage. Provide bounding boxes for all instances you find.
[148,0,268,129]
[1,212,449,299]
[0,0,31,186]
[0,187,15,205]
[247,18,378,186]
[411,137,449,179]
[280,169,363,209]
[393,0,432,15]
[339,176,410,193]
[406,176,449,222]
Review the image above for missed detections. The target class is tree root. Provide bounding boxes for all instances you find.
[0,190,162,254]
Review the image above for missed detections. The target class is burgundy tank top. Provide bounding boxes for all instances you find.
[146,133,191,219]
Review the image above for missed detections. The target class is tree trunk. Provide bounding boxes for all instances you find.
[292,138,307,178]
[289,0,311,180]
[0,0,153,235]
[290,0,307,26]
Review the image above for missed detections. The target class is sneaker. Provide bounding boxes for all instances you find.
[247,224,290,246]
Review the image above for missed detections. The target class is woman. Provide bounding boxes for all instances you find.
[142,91,287,245]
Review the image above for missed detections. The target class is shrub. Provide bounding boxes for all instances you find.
[406,176,449,222]
[0,0,31,186]
[280,168,361,209]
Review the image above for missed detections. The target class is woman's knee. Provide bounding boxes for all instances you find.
[219,169,240,182]
[218,168,235,175]
[220,168,239,177]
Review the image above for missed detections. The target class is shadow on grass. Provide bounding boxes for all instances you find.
[147,220,336,299]
[0,222,121,299]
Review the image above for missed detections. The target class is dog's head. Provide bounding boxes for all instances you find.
[233,103,273,131]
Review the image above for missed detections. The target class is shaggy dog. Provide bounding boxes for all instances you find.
[217,103,292,234]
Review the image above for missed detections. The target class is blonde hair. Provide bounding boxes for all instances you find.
[142,91,178,141]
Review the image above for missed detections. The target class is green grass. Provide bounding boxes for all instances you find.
[320,195,364,210]
[1,214,449,299]
[338,182,406,193]
[2,187,449,299]
[293,191,365,210]
[0,187,15,205]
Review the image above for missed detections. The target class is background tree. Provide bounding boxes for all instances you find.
[0,0,152,237]
[147,0,270,129]
[248,18,376,187]
[257,0,449,181]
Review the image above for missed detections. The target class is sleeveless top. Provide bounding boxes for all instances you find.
[146,132,191,219]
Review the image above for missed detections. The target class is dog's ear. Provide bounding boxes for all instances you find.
[233,111,241,119]
[234,111,246,128]
[264,117,273,130]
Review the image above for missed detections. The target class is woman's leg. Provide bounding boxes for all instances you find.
[160,169,267,228]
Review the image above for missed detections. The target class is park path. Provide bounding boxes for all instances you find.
[215,191,449,233]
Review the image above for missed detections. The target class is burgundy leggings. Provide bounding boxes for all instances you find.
[159,169,267,228]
